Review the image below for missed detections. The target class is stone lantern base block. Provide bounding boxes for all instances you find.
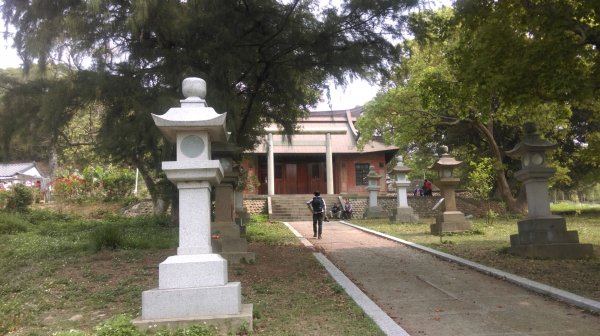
[140,282,243,320]
[365,206,388,219]
[511,217,579,245]
[235,210,250,233]
[159,254,228,289]
[430,211,471,235]
[134,304,253,335]
[509,243,594,259]
[395,207,419,223]
[509,217,594,258]
[211,221,255,264]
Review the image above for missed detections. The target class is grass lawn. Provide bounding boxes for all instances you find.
[350,214,600,301]
[0,209,383,336]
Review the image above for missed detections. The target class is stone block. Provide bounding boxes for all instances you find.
[395,207,419,223]
[510,230,580,246]
[517,217,567,232]
[141,282,242,320]
[365,206,388,219]
[134,304,253,335]
[509,243,594,259]
[159,254,227,289]
[430,211,471,235]
[219,252,256,264]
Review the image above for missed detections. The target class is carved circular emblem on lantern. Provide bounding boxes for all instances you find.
[531,152,544,165]
[180,135,205,158]
[506,122,556,171]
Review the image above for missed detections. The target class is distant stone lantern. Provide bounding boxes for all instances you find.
[211,143,255,264]
[506,122,593,258]
[134,77,252,331]
[429,146,471,234]
[391,155,418,223]
[365,165,388,218]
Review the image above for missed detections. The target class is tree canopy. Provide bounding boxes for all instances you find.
[1,0,420,211]
[357,1,600,212]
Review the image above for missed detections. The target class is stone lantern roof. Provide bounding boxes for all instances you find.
[367,165,382,179]
[152,77,229,143]
[506,122,557,159]
[430,145,461,170]
[391,155,411,175]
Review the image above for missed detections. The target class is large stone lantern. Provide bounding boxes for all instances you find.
[429,146,471,234]
[391,155,418,223]
[134,78,252,331]
[506,122,593,258]
[365,165,388,218]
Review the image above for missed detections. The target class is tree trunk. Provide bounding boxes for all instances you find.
[134,161,171,215]
[473,119,527,214]
[48,144,59,179]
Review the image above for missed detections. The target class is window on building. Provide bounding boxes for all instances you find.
[355,163,370,186]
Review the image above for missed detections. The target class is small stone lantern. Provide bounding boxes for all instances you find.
[211,142,255,264]
[391,155,418,223]
[429,146,471,234]
[506,122,593,258]
[365,165,388,218]
[134,78,252,331]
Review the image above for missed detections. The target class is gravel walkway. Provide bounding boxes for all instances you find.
[287,220,600,336]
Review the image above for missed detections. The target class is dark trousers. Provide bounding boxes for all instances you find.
[312,212,323,236]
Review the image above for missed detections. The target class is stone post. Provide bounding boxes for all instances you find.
[365,166,388,218]
[506,123,593,258]
[267,133,275,195]
[326,132,334,194]
[211,149,255,264]
[392,155,418,223]
[134,77,252,331]
[429,146,471,234]
[234,166,250,227]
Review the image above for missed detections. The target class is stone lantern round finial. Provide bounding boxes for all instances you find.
[523,122,537,135]
[439,145,449,155]
[182,77,207,99]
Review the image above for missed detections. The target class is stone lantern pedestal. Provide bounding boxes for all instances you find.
[430,146,471,235]
[365,166,388,219]
[506,123,593,259]
[134,78,252,331]
[212,145,255,264]
[391,155,418,223]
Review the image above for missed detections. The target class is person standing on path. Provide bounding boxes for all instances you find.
[306,190,326,239]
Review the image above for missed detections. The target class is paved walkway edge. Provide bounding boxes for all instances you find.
[281,222,410,336]
[340,221,600,314]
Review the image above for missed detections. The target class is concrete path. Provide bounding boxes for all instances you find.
[287,220,600,336]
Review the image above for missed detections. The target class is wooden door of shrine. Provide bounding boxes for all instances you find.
[307,162,326,193]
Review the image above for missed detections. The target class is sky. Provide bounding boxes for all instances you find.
[0,0,452,111]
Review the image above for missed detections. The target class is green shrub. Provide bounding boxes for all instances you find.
[0,212,31,234]
[245,214,297,245]
[5,184,34,212]
[94,315,142,336]
[101,167,136,201]
[53,330,87,336]
[90,223,124,251]
[93,314,217,336]
[26,209,73,225]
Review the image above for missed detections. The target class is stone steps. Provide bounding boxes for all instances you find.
[269,194,343,221]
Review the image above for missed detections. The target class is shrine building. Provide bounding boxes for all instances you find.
[242,107,398,195]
